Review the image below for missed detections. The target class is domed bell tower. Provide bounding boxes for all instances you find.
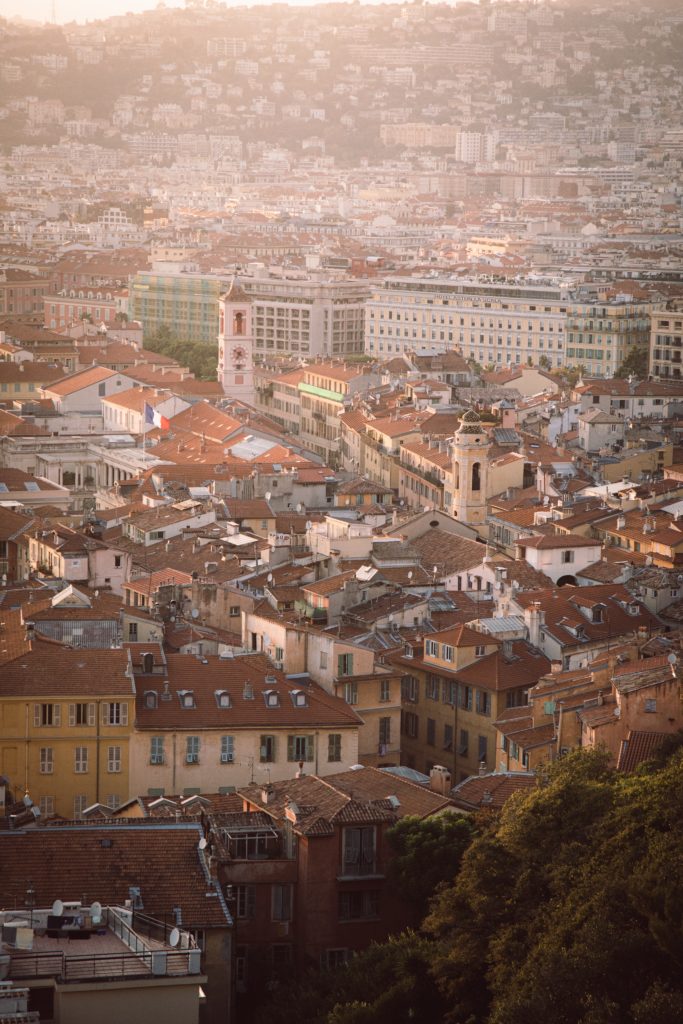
[218,276,255,406]
[451,409,490,528]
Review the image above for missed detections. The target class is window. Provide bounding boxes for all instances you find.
[342,826,376,876]
[426,718,436,746]
[441,644,454,663]
[328,734,342,762]
[220,736,235,763]
[644,699,657,713]
[339,890,379,921]
[102,702,128,726]
[562,550,574,564]
[459,686,473,711]
[478,735,488,765]
[40,747,54,774]
[401,676,419,702]
[475,645,486,657]
[426,674,440,700]
[272,884,292,922]
[444,724,453,751]
[74,794,88,818]
[337,653,354,677]
[69,703,95,726]
[186,736,200,764]
[150,736,164,765]
[229,605,240,617]
[107,745,121,773]
[320,651,328,670]
[402,710,418,738]
[287,735,314,762]
[442,680,458,705]
[379,679,390,702]
[458,729,469,756]
[236,885,256,919]
[74,746,88,773]
[344,681,358,705]
[114,555,122,568]
[128,622,138,640]
[475,690,492,716]
[39,795,55,817]
[379,717,391,748]
[106,794,121,810]
[34,703,60,727]
[321,949,349,970]
[425,639,438,657]
[260,734,276,762]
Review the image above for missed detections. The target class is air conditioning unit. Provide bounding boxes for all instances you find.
[220,753,233,764]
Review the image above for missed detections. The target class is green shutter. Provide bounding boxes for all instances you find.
[306,736,314,762]
[287,736,294,761]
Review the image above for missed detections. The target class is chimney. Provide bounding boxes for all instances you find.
[429,764,451,796]
[524,602,545,650]
[261,784,274,805]
[478,761,487,777]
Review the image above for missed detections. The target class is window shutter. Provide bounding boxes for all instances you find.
[69,704,76,727]
[287,736,294,761]
[53,704,61,727]
[88,703,96,726]
[305,735,314,762]
[101,703,109,725]
[120,703,128,726]
[247,887,256,919]
[33,704,41,727]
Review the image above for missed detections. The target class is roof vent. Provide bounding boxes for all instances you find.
[160,681,172,702]
[243,682,254,700]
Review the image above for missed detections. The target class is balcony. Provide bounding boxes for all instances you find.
[1,906,202,984]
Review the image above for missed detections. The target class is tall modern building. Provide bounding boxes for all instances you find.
[131,267,368,357]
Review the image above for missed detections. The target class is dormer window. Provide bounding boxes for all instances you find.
[592,605,605,624]
[264,690,279,708]
[291,690,307,708]
[403,643,413,658]
[178,690,195,709]
[144,691,157,709]
[628,603,639,616]
[215,690,231,709]
[442,644,454,663]
[475,645,486,657]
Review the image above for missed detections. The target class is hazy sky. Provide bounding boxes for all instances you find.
[4,0,442,24]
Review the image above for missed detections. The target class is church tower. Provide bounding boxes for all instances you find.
[218,276,255,406]
[451,409,490,529]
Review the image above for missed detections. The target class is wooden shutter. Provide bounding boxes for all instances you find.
[68,704,76,727]
[287,736,294,761]
[101,703,110,725]
[53,704,61,727]
[305,735,314,762]
[33,704,41,727]
[120,703,128,726]
[87,703,96,726]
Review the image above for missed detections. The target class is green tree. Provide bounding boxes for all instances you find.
[614,346,649,379]
[386,813,475,922]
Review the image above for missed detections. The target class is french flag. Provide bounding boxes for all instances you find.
[144,402,170,430]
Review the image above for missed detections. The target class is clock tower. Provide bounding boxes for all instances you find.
[218,276,255,405]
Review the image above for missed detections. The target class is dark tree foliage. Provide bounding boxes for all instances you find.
[256,747,683,1024]
[614,346,650,380]
[386,813,475,922]
[143,326,218,381]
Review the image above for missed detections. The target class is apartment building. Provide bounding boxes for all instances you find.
[297,363,381,465]
[649,307,683,380]
[365,276,571,369]
[565,293,651,377]
[131,267,367,356]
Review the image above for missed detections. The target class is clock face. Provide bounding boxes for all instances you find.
[231,345,247,365]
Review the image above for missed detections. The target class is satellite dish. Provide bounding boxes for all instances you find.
[668,653,678,665]
[296,503,302,513]
[23,793,32,807]
[265,491,271,501]
[191,609,199,619]
[169,927,180,948]
[52,899,64,917]
[90,901,102,924]
[198,837,208,850]
[267,573,273,583]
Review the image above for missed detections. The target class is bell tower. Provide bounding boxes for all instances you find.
[218,276,255,405]
[451,409,490,529]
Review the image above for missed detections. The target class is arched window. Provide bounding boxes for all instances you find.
[233,311,245,336]
[454,461,460,490]
[472,462,481,491]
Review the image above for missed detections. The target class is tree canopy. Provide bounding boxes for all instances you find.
[143,325,218,381]
[614,346,650,380]
[255,746,683,1024]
